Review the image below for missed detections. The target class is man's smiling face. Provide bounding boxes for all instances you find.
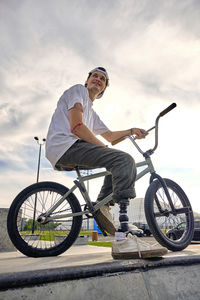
[86,71,107,97]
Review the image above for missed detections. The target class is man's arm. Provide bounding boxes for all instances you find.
[69,103,106,147]
[101,128,148,143]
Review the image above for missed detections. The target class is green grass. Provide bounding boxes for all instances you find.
[21,230,93,242]
[21,230,113,247]
[79,231,93,236]
[88,241,112,247]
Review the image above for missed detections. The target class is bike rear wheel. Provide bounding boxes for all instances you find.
[7,181,82,257]
[145,178,194,251]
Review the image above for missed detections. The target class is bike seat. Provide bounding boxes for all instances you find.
[55,164,94,172]
[55,164,76,171]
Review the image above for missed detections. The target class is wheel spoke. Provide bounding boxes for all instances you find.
[20,188,73,247]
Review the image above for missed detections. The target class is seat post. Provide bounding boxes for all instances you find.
[75,166,81,177]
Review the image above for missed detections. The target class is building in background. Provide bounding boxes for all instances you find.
[81,197,145,230]
[111,198,146,228]
[81,197,200,231]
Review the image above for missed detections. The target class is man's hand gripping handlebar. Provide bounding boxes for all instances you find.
[111,128,148,146]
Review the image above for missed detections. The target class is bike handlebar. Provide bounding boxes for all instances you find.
[111,103,177,152]
[159,102,176,117]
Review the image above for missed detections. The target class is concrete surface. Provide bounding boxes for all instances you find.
[0,209,15,251]
[1,262,200,300]
[0,238,200,299]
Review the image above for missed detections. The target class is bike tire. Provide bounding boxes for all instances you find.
[144,178,194,251]
[7,181,82,257]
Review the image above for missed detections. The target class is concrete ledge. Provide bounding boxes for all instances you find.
[0,208,16,252]
[1,255,200,290]
[74,235,89,245]
[24,234,40,241]
[55,235,89,246]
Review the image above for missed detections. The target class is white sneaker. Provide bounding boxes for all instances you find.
[112,234,168,259]
[95,205,116,235]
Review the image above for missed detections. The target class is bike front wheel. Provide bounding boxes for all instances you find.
[7,181,82,257]
[145,178,194,251]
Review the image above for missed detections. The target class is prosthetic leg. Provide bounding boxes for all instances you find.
[118,199,143,236]
[118,199,130,233]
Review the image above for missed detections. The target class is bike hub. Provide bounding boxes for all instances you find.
[37,215,47,224]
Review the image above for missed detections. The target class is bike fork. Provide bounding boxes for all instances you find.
[150,173,176,213]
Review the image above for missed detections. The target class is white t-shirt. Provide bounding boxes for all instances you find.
[45,84,109,168]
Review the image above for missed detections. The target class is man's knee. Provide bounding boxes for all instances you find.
[118,152,135,169]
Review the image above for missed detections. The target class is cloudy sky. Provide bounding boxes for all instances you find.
[0,0,200,213]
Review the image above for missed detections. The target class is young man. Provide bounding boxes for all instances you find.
[46,67,167,259]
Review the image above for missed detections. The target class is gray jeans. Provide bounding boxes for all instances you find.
[56,140,136,202]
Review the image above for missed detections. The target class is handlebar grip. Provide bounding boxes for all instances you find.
[111,136,126,146]
[159,103,177,117]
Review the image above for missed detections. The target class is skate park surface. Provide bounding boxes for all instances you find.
[0,237,200,300]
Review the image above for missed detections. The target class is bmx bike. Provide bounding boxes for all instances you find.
[7,103,194,257]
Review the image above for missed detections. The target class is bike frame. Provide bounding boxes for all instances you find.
[41,103,179,222]
[42,146,157,222]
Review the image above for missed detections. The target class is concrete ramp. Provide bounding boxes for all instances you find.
[1,255,200,300]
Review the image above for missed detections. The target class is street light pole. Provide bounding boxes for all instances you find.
[34,137,46,183]
[32,137,46,234]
